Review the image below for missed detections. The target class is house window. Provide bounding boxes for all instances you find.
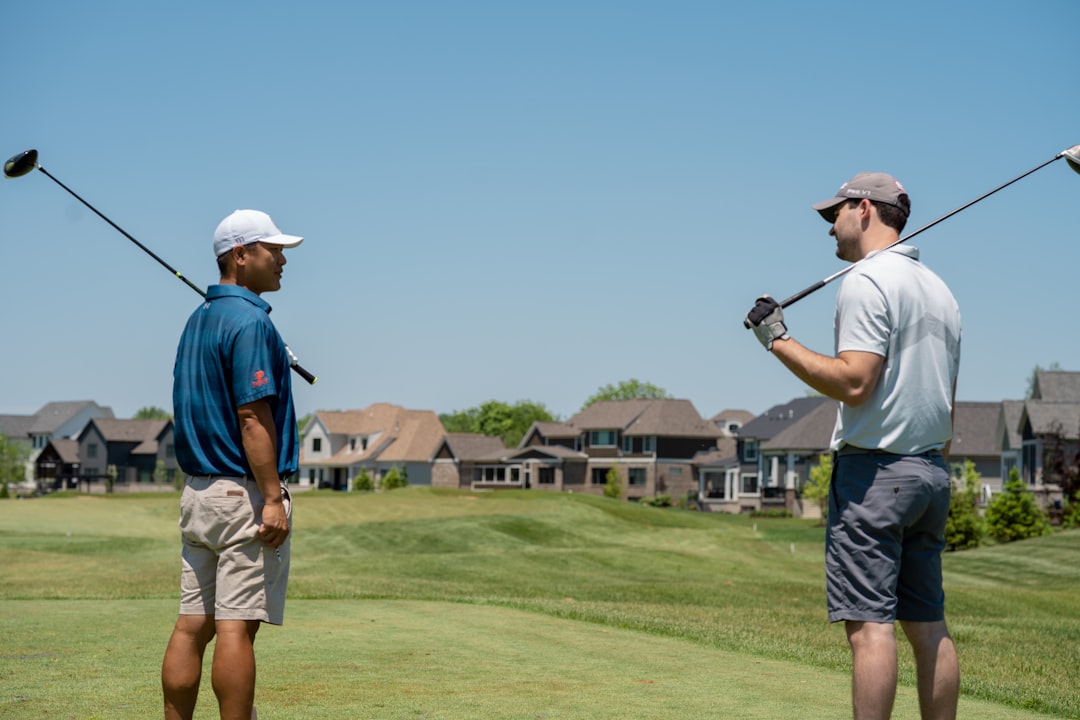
[643,436,655,453]
[475,466,509,483]
[668,466,682,476]
[350,438,356,451]
[741,473,759,494]
[538,467,555,485]
[313,438,322,453]
[591,468,610,485]
[628,468,646,486]
[590,430,617,447]
[743,440,758,462]
[88,444,98,459]
[622,436,634,453]
[703,471,725,498]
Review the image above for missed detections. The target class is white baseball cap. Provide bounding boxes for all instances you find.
[213,209,304,257]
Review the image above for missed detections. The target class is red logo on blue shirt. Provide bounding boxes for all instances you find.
[252,371,270,388]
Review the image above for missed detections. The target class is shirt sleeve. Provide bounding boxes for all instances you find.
[228,316,281,407]
[835,270,890,357]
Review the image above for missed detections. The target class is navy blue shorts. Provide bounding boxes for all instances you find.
[826,451,950,623]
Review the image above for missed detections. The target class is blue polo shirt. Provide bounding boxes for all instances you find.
[173,284,299,478]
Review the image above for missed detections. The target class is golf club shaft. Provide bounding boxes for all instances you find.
[34,164,318,385]
[777,150,1070,310]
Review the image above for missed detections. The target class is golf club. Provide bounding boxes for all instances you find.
[746,144,1080,326]
[3,148,317,384]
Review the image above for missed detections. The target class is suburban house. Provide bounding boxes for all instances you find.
[950,401,1007,497]
[488,398,728,502]
[75,418,177,490]
[299,403,446,490]
[0,400,114,487]
[1011,369,1080,510]
[34,439,82,492]
[710,409,755,438]
[431,433,509,490]
[728,396,835,518]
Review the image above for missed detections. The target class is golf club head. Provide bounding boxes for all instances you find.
[1062,145,1080,175]
[3,149,38,179]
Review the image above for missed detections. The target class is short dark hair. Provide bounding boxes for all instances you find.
[846,197,909,234]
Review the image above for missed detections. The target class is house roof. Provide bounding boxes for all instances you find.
[305,403,446,465]
[565,399,721,438]
[999,400,1025,450]
[1021,401,1080,440]
[436,433,507,462]
[84,418,170,447]
[29,401,113,435]
[739,396,832,442]
[1032,371,1080,402]
[710,409,755,426]
[46,438,82,464]
[761,399,838,452]
[692,437,738,466]
[0,414,35,441]
[495,445,588,461]
[950,401,1002,458]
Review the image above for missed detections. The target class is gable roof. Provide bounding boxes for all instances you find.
[29,401,113,435]
[739,396,832,442]
[306,403,446,465]
[761,399,838,452]
[1020,401,1080,440]
[950,401,1002,458]
[999,400,1025,450]
[44,438,82,464]
[710,409,755,427]
[1032,371,1080,402]
[435,433,507,462]
[564,399,721,438]
[692,437,738,466]
[83,418,170,448]
[0,414,35,441]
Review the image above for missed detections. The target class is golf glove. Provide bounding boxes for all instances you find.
[745,295,789,351]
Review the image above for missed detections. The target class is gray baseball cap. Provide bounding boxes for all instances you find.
[812,172,910,223]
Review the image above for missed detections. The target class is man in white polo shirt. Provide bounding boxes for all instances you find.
[745,172,962,720]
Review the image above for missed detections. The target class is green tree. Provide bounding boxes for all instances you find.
[985,470,1052,543]
[582,379,672,409]
[439,400,557,447]
[133,406,172,420]
[298,413,313,434]
[353,467,374,492]
[381,465,408,491]
[0,433,31,489]
[803,453,831,524]
[945,459,984,551]
[603,466,623,499]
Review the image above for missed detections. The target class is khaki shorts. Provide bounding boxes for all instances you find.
[178,475,291,625]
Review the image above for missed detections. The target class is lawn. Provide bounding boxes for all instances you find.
[0,488,1076,719]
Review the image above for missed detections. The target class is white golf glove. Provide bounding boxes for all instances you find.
[744,295,790,351]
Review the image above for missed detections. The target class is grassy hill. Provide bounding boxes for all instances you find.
[1,488,1076,718]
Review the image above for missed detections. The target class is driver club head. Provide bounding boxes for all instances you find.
[3,149,38,179]
[1062,145,1080,175]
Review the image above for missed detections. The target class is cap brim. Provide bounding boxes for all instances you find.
[268,233,304,249]
[811,197,845,223]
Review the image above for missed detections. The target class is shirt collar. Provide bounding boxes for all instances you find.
[206,284,272,314]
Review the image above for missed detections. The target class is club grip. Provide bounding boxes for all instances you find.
[290,362,317,385]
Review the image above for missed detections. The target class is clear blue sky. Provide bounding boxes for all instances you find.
[3,1,1078,423]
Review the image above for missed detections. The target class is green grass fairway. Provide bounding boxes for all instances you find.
[1,488,1077,719]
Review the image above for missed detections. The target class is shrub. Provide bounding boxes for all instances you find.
[945,459,984,551]
[803,453,831,523]
[381,466,408,491]
[640,495,671,507]
[353,468,373,492]
[603,467,622,499]
[985,473,1052,543]
[750,509,792,519]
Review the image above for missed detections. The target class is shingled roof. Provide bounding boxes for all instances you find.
[761,399,838,452]
[307,403,446,465]
[83,419,170,455]
[432,433,507,462]
[1032,371,1080,402]
[739,396,833,442]
[1021,402,1080,440]
[566,399,720,438]
[950,402,1003,457]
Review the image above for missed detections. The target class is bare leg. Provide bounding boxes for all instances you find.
[163,615,216,720]
[846,621,898,720]
[211,619,261,720]
[900,620,959,720]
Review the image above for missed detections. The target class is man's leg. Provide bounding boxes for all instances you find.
[211,619,261,720]
[846,621,897,720]
[162,614,216,720]
[900,620,959,720]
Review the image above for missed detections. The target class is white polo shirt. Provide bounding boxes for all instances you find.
[830,245,962,455]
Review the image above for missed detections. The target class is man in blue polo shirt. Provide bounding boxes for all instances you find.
[162,209,304,720]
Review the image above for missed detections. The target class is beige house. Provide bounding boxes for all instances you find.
[298,403,445,490]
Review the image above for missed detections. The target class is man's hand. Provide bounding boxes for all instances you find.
[744,295,790,351]
[258,497,290,548]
